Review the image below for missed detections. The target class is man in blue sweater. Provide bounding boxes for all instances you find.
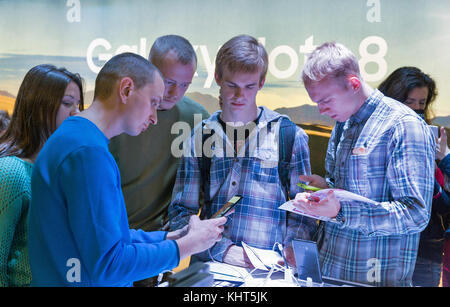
[28,53,226,286]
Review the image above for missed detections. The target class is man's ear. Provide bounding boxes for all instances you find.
[214,72,222,86]
[258,76,266,90]
[347,75,361,92]
[118,77,135,104]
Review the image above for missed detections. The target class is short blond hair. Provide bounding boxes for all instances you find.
[302,42,360,86]
[215,35,268,82]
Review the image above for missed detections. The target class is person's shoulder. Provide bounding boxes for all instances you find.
[379,95,420,121]
[37,120,109,171]
[0,156,32,197]
[56,143,117,181]
[369,95,425,135]
[49,117,107,150]
[178,96,210,115]
[0,156,32,177]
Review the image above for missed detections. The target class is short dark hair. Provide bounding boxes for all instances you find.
[94,52,162,101]
[378,66,437,122]
[0,64,84,158]
[149,35,197,66]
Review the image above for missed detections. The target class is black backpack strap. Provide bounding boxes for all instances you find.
[277,117,297,200]
[334,121,344,155]
[198,122,213,219]
[326,121,344,187]
[199,117,297,216]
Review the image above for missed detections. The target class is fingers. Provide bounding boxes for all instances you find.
[212,219,226,241]
[294,192,311,202]
[299,174,327,189]
[326,189,336,200]
[439,127,447,147]
[299,175,313,182]
[215,232,223,242]
[212,216,227,226]
[440,127,448,149]
[189,214,200,223]
[318,190,333,205]
[292,197,312,212]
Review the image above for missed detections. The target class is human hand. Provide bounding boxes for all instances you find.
[436,127,450,161]
[223,245,253,268]
[292,190,341,218]
[299,174,328,190]
[277,245,296,268]
[175,215,227,260]
[166,224,189,240]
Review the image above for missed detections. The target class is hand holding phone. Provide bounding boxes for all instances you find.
[212,195,243,218]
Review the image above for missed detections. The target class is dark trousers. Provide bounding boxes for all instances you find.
[412,256,442,287]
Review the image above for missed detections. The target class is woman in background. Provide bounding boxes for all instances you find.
[0,110,10,136]
[0,64,84,286]
[379,66,450,287]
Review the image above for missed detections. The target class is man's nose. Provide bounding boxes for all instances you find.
[317,105,326,114]
[233,87,243,98]
[149,111,158,126]
[167,84,179,98]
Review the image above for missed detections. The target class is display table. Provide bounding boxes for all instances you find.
[207,261,371,287]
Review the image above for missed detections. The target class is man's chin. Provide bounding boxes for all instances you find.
[158,100,178,111]
[125,127,146,137]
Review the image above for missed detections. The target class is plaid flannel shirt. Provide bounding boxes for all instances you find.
[168,106,317,261]
[321,89,435,286]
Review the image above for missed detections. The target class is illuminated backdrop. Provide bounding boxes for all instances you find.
[1,0,449,128]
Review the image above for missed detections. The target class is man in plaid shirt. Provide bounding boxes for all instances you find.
[293,42,435,286]
[168,35,316,267]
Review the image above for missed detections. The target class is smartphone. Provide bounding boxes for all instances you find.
[429,125,439,139]
[212,195,243,218]
[297,183,322,192]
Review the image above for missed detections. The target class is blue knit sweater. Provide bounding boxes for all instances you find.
[0,156,33,287]
[28,117,180,286]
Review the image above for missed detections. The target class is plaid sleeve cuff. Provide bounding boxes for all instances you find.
[335,209,345,223]
[337,200,362,231]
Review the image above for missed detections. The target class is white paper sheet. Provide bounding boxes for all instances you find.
[241,242,283,271]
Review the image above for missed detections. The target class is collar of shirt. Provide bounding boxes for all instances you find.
[217,106,264,131]
[348,89,383,126]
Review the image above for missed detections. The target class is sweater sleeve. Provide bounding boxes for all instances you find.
[130,229,168,243]
[0,160,30,287]
[59,146,179,284]
[0,196,22,287]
